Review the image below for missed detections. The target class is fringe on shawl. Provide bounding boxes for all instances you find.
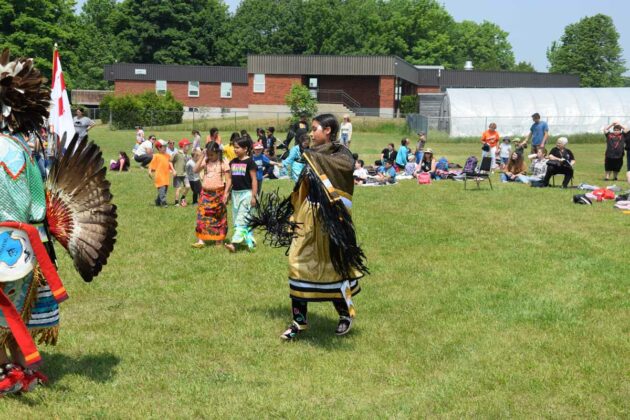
[246,189,298,249]
[301,166,369,279]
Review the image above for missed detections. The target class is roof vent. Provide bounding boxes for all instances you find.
[464,61,474,71]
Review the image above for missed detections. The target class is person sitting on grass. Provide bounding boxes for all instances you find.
[394,138,410,170]
[377,159,397,184]
[518,147,548,186]
[498,137,512,169]
[543,137,575,188]
[377,143,396,167]
[500,151,527,183]
[415,148,436,176]
[283,134,310,183]
[109,151,130,172]
[133,134,155,168]
[353,159,368,184]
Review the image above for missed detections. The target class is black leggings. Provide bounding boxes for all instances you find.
[291,299,349,327]
[189,180,201,204]
[544,165,573,187]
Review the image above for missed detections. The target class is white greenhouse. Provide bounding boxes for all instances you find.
[444,88,630,137]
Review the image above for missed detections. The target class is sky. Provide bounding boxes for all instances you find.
[77,0,629,74]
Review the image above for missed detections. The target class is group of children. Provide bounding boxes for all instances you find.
[143,126,289,252]
[143,116,367,339]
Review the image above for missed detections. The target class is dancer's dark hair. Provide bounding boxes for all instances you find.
[312,113,339,142]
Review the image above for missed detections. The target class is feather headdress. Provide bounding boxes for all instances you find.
[46,134,118,282]
[0,49,50,132]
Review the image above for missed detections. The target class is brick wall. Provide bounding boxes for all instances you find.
[379,76,395,110]
[248,74,302,105]
[113,80,249,108]
[318,76,380,108]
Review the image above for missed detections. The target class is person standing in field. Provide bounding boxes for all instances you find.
[224,137,258,252]
[206,127,221,147]
[602,122,626,181]
[480,122,500,169]
[192,142,230,248]
[148,140,175,207]
[248,113,368,340]
[171,139,191,206]
[339,114,353,148]
[73,108,95,141]
[520,113,549,154]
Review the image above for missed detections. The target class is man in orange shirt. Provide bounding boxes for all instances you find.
[148,139,175,207]
[481,122,500,169]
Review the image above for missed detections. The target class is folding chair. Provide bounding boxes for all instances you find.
[464,156,493,190]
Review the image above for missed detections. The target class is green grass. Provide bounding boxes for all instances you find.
[1,126,628,417]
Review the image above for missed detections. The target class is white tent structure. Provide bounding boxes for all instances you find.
[446,88,630,137]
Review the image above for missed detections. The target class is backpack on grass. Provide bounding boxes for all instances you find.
[436,157,449,171]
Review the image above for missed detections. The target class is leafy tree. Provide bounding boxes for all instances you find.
[0,0,80,87]
[452,20,515,70]
[285,83,317,122]
[115,0,231,65]
[380,0,458,66]
[512,61,536,72]
[306,0,389,55]
[224,0,307,66]
[547,14,626,87]
[72,0,122,89]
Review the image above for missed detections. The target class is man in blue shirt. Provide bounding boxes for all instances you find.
[521,113,549,153]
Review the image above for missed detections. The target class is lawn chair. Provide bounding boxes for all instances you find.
[464,156,493,190]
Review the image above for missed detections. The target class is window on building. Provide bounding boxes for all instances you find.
[253,74,265,93]
[156,80,167,95]
[308,77,318,88]
[220,82,232,98]
[188,81,200,97]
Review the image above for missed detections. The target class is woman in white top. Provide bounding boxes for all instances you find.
[339,114,353,148]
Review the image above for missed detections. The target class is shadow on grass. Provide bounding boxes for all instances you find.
[253,304,359,350]
[40,351,121,386]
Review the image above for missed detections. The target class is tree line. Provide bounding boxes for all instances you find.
[0,0,626,90]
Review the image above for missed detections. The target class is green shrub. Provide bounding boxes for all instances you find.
[284,84,317,123]
[100,91,184,129]
[400,95,418,115]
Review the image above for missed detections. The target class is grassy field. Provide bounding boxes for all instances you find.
[1,126,628,417]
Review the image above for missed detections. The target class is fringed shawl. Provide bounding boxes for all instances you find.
[249,142,368,279]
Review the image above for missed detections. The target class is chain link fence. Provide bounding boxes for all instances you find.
[87,107,413,134]
[421,115,630,137]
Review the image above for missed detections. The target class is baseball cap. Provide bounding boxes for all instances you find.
[179,138,191,148]
[156,139,167,148]
[253,141,264,150]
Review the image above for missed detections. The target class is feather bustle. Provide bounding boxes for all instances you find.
[46,135,118,282]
